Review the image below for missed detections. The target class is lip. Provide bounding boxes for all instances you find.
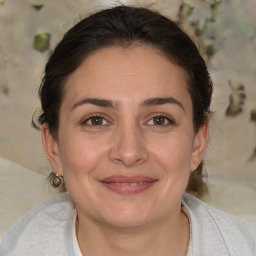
[99,175,158,195]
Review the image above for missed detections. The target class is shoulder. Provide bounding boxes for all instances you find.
[0,192,75,256]
[183,193,256,255]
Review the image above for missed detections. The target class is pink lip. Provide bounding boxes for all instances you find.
[99,175,158,195]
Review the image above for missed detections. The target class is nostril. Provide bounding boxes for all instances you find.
[110,154,148,167]
[108,129,149,166]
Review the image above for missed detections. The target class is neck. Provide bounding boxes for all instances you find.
[76,205,190,256]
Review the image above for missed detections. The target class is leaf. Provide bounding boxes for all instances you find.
[225,80,246,117]
[210,0,222,21]
[249,147,256,161]
[250,108,256,122]
[194,20,208,37]
[0,83,9,95]
[206,44,216,58]
[178,3,194,21]
[33,32,50,52]
[30,4,44,11]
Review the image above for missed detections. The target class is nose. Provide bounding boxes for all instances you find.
[109,124,149,167]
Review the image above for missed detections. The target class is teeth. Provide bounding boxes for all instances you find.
[115,183,129,186]
[108,182,150,186]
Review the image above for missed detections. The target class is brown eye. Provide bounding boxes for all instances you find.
[153,116,165,125]
[148,115,174,126]
[84,116,108,126]
[91,116,103,125]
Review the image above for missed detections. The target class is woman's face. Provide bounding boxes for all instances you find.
[43,45,208,228]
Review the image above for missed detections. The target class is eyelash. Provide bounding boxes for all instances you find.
[146,115,175,126]
[81,115,110,126]
[81,114,175,127]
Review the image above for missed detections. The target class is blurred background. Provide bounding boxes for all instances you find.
[0,0,255,238]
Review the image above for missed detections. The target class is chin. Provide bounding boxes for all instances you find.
[105,215,151,229]
[98,204,155,229]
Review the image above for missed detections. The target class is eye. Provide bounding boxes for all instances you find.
[147,115,174,126]
[83,116,108,126]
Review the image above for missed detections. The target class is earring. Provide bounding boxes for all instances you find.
[50,173,64,188]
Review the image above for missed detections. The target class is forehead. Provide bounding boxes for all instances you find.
[63,45,192,110]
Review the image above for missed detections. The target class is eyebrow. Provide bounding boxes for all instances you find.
[142,97,185,111]
[72,98,115,109]
[72,97,184,111]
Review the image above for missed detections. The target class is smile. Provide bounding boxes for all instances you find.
[99,175,158,195]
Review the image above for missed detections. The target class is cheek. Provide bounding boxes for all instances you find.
[58,132,110,178]
[149,133,193,171]
[148,132,193,196]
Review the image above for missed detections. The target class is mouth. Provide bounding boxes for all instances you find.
[99,175,158,195]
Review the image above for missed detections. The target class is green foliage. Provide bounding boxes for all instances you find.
[33,32,50,52]
[226,80,246,117]
[178,3,194,20]
[30,4,44,11]
[0,82,9,95]
[251,109,256,122]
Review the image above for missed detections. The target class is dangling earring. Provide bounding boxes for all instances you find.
[50,173,64,188]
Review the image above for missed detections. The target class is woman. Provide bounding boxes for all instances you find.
[0,5,255,256]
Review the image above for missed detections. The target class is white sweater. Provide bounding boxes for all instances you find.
[0,192,255,256]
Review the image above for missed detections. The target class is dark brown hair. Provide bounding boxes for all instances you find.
[36,5,213,195]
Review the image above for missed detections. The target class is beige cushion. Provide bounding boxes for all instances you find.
[0,158,56,241]
[201,177,256,224]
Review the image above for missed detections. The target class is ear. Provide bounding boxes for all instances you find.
[190,121,209,171]
[41,123,63,176]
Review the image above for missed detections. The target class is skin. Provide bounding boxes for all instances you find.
[42,45,209,256]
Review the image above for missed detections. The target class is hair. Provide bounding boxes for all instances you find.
[35,5,213,196]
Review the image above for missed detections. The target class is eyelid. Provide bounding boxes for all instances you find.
[80,113,111,126]
[145,114,176,126]
[79,113,176,126]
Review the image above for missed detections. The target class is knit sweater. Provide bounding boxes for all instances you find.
[0,192,255,255]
